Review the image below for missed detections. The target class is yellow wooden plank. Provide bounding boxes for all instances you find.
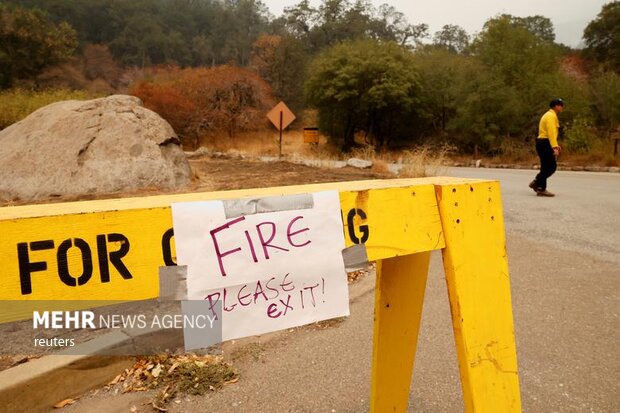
[370,252,431,412]
[0,180,446,322]
[339,184,445,260]
[436,181,522,412]
[0,177,484,220]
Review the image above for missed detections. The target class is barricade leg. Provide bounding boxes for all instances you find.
[436,182,522,412]
[370,251,431,412]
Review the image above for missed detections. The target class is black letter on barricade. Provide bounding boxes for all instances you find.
[17,240,55,295]
[346,208,370,244]
[97,233,132,282]
[57,238,93,287]
[98,234,133,282]
[161,228,176,266]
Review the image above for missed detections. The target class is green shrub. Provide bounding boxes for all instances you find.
[0,88,93,129]
[564,117,594,153]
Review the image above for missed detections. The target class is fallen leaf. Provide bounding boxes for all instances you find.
[53,398,78,408]
[152,364,162,378]
[108,374,122,385]
[167,362,179,374]
[152,401,168,412]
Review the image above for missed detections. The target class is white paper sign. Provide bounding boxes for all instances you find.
[171,191,350,341]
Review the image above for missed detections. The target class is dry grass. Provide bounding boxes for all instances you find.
[370,159,390,174]
[107,354,238,410]
[203,134,453,178]
[466,136,618,167]
[398,145,452,177]
[349,145,377,161]
[560,137,619,167]
[349,145,399,163]
[199,128,340,160]
[0,88,97,130]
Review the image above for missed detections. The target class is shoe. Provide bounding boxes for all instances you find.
[536,190,555,197]
[529,180,542,193]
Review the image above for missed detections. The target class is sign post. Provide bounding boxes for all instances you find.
[303,127,319,144]
[267,101,296,157]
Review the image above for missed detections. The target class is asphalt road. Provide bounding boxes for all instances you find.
[63,168,620,413]
[446,167,620,264]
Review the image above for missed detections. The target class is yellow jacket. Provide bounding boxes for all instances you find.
[538,109,560,148]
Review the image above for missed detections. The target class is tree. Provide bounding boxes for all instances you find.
[0,5,77,88]
[413,49,473,135]
[458,15,595,151]
[590,71,620,139]
[7,0,117,44]
[130,78,197,141]
[305,39,421,149]
[281,0,427,52]
[82,44,123,87]
[513,15,555,43]
[471,14,560,88]
[214,0,271,66]
[281,0,316,37]
[433,24,469,54]
[447,66,524,150]
[373,4,428,47]
[583,1,620,72]
[8,0,271,67]
[250,34,309,110]
[131,66,275,146]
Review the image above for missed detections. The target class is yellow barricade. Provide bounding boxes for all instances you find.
[0,177,521,412]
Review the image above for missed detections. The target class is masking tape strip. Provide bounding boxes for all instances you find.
[341,244,370,271]
[158,265,188,301]
[223,193,314,219]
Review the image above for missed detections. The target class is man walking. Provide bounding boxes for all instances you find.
[530,99,564,197]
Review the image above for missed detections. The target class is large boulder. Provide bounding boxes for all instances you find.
[0,95,191,201]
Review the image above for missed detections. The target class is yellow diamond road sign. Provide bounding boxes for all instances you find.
[267,101,296,131]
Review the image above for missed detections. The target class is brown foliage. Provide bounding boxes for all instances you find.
[82,44,123,88]
[34,58,88,90]
[250,34,282,82]
[27,45,122,93]
[130,80,196,136]
[130,66,275,146]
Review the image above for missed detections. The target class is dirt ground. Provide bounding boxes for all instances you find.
[0,157,388,208]
[189,157,388,192]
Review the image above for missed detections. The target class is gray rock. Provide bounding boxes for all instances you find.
[346,158,373,169]
[185,147,210,159]
[300,159,347,169]
[387,163,404,175]
[0,95,191,201]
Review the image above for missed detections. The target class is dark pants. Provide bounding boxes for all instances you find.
[534,138,556,190]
